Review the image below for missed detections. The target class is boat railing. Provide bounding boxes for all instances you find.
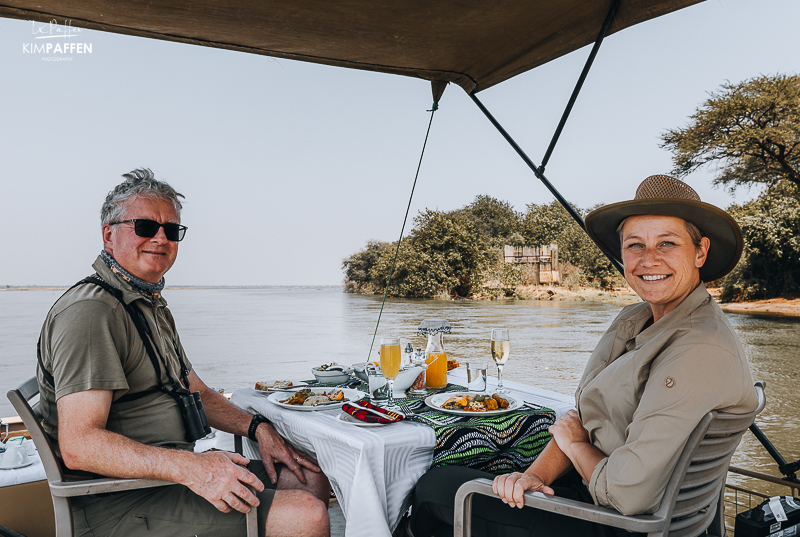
[723,466,800,534]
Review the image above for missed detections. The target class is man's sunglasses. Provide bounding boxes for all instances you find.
[110,219,188,242]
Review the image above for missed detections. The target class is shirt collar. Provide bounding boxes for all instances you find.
[632,282,709,347]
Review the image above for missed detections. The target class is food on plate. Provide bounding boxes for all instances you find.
[441,393,509,412]
[316,362,343,371]
[255,380,293,391]
[280,389,348,406]
[446,358,459,370]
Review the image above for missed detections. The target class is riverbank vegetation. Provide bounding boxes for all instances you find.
[347,73,800,302]
[342,196,623,299]
[662,74,800,301]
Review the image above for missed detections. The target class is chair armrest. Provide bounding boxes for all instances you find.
[50,477,175,497]
[455,478,667,535]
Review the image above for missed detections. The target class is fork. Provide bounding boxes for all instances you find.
[395,402,447,426]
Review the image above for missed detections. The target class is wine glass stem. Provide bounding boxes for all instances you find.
[386,379,394,406]
[497,364,505,390]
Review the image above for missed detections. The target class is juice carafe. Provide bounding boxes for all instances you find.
[425,332,448,388]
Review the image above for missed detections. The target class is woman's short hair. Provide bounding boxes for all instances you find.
[616,217,705,249]
[100,168,184,226]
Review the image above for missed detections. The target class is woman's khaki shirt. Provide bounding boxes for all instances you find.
[576,283,757,516]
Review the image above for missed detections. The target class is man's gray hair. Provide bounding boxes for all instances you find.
[101,168,184,226]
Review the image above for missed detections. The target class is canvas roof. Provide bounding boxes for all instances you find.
[0,0,703,93]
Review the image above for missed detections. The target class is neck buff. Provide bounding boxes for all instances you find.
[100,249,165,302]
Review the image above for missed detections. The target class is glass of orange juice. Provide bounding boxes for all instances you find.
[380,337,401,406]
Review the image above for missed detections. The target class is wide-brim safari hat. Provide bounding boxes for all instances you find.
[584,175,744,282]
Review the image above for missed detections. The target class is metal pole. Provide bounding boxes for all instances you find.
[539,0,620,174]
[749,423,800,482]
[469,93,625,275]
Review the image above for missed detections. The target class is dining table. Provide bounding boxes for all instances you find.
[230,369,575,537]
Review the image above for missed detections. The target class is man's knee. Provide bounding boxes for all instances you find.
[302,492,329,532]
[267,489,329,537]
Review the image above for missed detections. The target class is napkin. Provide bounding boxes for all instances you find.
[342,399,404,424]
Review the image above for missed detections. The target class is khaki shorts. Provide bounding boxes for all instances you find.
[71,461,278,537]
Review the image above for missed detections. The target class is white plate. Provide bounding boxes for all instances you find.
[424,393,521,416]
[337,412,387,427]
[268,388,366,411]
[0,459,35,470]
[255,381,309,394]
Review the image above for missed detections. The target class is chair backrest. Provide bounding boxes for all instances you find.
[653,381,766,537]
[7,377,69,485]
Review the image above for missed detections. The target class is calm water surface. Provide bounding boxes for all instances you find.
[1,288,798,492]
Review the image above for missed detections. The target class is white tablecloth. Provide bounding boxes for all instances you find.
[230,376,574,537]
[232,388,434,537]
[0,439,45,487]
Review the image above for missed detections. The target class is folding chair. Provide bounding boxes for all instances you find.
[454,381,766,537]
[8,377,258,537]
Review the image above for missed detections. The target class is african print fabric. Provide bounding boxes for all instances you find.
[100,249,165,302]
[400,398,555,474]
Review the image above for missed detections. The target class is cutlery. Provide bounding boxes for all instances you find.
[311,399,348,407]
[396,402,447,426]
[349,402,404,420]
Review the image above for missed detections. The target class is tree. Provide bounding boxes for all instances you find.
[410,210,493,297]
[661,74,800,192]
[721,180,800,300]
[342,240,390,291]
[454,195,522,248]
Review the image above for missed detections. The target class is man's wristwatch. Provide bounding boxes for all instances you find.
[248,413,270,441]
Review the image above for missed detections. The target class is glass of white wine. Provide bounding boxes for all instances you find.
[490,328,511,394]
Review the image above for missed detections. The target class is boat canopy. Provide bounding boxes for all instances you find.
[1,0,702,93]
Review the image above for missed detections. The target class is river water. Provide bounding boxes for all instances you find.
[1,287,798,493]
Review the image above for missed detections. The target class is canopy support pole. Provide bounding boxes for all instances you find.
[469,93,624,275]
[539,0,620,174]
[468,0,624,275]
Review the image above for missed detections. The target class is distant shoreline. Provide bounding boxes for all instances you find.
[0,285,344,291]
[4,284,798,318]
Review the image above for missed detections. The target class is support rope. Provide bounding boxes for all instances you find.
[367,104,438,362]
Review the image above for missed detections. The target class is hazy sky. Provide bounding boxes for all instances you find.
[2,0,800,286]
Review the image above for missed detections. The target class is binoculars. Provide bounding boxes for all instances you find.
[176,391,212,442]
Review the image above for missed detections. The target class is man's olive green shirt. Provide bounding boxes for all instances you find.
[38,256,195,459]
[575,283,757,516]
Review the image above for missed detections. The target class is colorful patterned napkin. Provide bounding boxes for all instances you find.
[342,399,405,424]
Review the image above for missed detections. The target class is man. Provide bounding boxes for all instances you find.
[37,169,330,537]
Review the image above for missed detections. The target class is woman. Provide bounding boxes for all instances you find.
[407,175,758,537]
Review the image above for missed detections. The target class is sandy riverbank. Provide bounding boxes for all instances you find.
[514,285,641,306]
[515,285,800,318]
[717,297,800,318]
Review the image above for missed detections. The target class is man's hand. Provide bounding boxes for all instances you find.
[548,409,590,457]
[255,422,321,485]
[183,451,265,514]
[493,472,554,509]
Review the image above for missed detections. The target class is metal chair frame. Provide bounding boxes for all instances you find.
[7,377,258,537]
[454,381,766,537]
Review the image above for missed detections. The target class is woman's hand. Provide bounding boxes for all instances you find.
[548,410,590,457]
[492,471,554,509]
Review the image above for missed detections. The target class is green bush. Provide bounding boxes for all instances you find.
[344,196,624,298]
[721,181,800,300]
